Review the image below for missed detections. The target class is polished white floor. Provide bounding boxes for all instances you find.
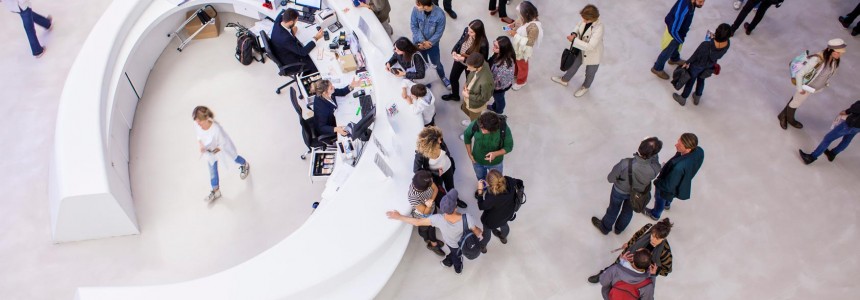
[2,0,860,299]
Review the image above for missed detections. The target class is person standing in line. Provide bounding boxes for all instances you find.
[406,171,447,256]
[588,219,674,283]
[838,2,860,37]
[592,137,662,235]
[729,0,781,36]
[344,0,392,36]
[672,23,731,106]
[459,53,496,128]
[644,133,704,220]
[651,0,705,80]
[402,82,436,126]
[488,36,516,114]
[551,4,604,98]
[442,20,489,102]
[192,106,250,203]
[477,169,517,251]
[2,0,52,57]
[386,37,427,82]
[488,0,515,24]
[778,39,845,130]
[431,0,457,19]
[597,249,657,300]
[411,0,451,89]
[799,100,860,164]
[506,1,543,91]
[386,189,483,274]
[414,126,468,208]
[464,112,514,197]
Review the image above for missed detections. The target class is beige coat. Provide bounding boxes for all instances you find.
[571,19,604,66]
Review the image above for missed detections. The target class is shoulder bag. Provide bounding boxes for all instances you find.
[627,158,652,213]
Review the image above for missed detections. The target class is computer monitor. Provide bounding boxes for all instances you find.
[295,0,322,10]
[350,107,375,142]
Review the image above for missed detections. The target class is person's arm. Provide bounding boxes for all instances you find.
[795,55,821,93]
[332,86,352,97]
[405,54,426,80]
[525,23,539,47]
[413,152,429,172]
[387,53,398,68]
[386,210,431,226]
[666,0,685,42]
[313,98,336,134]
[463,124,476,163]
[683,41,709,68]
[427,10,446,46]
[572,23,603,52]
[606,159,625,184]
[657,242,673,276]
[468,215,483,238]
[623,224,652,251]
[452,28,467,53]
[410,96,429,115]
[479,39,490,60]
[410,10,424,44]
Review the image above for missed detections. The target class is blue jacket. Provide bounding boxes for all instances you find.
[271,13,316,74]
[312,87,351,135]
[654,147,704,200]
[664,0,697,44]
[410,6,446,46]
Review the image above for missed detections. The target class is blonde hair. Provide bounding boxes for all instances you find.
[416,126,443,158]
[311,80,333,97]
[192,106,214,121]
[487,169,507,195]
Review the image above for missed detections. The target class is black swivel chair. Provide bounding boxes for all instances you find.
[290,88,336,159]
[260,30,307,97]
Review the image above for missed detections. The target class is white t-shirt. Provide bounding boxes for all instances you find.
[195,121,239,164]
[428,150,452,173]
[428,213,481,248]
[402,80,436,125]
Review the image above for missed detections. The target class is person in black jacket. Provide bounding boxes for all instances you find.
[270,9,324,74]
[672,23,731,106]
[385,37,427,82]
[442,20,489,101]
[311,79,360,136]
[730,0,781,36]
[799,100,860,164]
[414,126,468,208]
[477,170,517,251]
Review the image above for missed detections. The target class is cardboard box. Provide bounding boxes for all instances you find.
[184,10,220,40]
[338,54,357,73]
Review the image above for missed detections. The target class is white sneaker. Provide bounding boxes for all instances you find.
[459,134,465,141]
[574,87,589,97]
[239,162,250,179]
[551,76,568,87]
[733,0,743,10]
[205,190,222,202]
[461,120,472,126]
[511,83,525,91]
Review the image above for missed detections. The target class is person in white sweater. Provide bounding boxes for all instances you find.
[2,0,52,57]
[551,4,604,97]
[402,81,437,126]
[193,106,250,203]
[778,39,846,130]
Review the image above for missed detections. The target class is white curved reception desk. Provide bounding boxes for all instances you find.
[54,0,422,298]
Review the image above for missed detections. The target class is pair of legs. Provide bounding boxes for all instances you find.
[446,61,470,99]
[839,3,860,35]
[431,0,457,17]
[560,54,600,89]
[420,44,448,87]
[460,102,484,121]
[473,162,503,181]
[441,246,464,273]
[479,223,510,248]
[207,155,247,190]
[597,187,633,234]
[434,166,456,192]
[379,18,393,36]
[417,225,443,247]
[778,90,811,129]
[488,85,511,114]
[488,0,513,23]
[17,7,53,56]
[653,35,683,72]
[806,122,860,160]
[680,67,706,98]
[515,59,530,85]
[648,191,674,219]
[730,0,774,35]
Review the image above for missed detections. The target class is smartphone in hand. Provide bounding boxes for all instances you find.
[503,26,511,31]
[352,0,362,7]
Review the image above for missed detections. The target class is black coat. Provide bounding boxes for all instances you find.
[413,139,456,173]
[477,177,517,229]
[271,13,316,74]
[451,27,489,62]
[312,87,351,135]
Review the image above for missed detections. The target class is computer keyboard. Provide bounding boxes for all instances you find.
[359,95,373,118]
[298,14,315,25]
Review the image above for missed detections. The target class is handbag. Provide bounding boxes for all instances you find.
[560,39,579,71]
[627,158,652,213]
[408,53,439,86]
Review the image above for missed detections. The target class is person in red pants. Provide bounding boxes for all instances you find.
[3,0,53,57]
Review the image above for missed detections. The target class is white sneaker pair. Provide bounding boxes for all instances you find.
[204,190,222,203]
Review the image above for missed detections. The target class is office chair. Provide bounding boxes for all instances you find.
[260,30,307,98]
[290,88,336,159]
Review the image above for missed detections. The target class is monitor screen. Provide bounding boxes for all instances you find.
[295,0,322,10]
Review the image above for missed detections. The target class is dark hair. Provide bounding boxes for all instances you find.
[519,1,539,23]
[412,170,433,191]
[416,0,433,7]
[478,111,501,132]
[493,36,516,68]
[465,52,485,68]
[411,84,428,97]
[282,9,300,22]
[651,218,674,239]
[822,48,842,69]
[680,133,698,150]
[714,23,731,42]
[394,37,419,62]
[465,20,488,56]
[633,249,652,270]
[637,137,663,159]
[192,106,214,121]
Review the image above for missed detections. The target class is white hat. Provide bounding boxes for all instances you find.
[828,38,847,53]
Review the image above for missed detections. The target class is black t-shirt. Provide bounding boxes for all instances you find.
[582,22,593,36]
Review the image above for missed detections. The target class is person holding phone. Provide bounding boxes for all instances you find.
[506,1,543,91]
[464,112,513,199]
[476,170,518,251]
[271,9,324,75]
[442,20,489,102]
[386,37,427,82]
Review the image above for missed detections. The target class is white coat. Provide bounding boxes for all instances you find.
[571,19,604,66]
[195,121,240,165]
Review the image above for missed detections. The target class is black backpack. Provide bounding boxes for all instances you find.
[458,215,482,260]
[470,114,507,150]
[509,177,527,221]
[228,23,263,65]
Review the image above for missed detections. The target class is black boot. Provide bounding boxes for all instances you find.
[799,149,816,165]
[853,26,860,37]
[824,149,837,162]
[839,15,852,29]
[778,105,788,130]
[587,270,603,283]
[786,106,803,129]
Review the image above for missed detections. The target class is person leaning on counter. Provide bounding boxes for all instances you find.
[311,78,362,137]
[271,9,324,74]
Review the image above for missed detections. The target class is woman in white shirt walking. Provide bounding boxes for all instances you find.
[193,106,250,202]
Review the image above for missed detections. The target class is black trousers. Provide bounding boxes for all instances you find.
[845,3,860,26]
[448,61,470,98]
[432,0,453,11]
[730,0,774,33]
[489,0,508,18]
[417,226,440,244]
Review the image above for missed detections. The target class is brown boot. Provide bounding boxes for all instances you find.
[786,106,803,129]
[778,106,788,130]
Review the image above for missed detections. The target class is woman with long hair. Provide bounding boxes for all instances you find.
[488,36,516,114]
[779,39,846,129]
[192,106,250,203]
[442,20,489,102]
[476,169,518,251]
[505,1,543,91]
[385,37,427,82]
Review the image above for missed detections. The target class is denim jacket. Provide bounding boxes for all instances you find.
[410,6,446,46]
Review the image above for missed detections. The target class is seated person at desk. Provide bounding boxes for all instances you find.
[312,78,361,137]
[385,37,427,82]
[271,9,324,74]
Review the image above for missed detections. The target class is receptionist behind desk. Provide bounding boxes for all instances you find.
[312,78,362,137]
[271,9,324,74]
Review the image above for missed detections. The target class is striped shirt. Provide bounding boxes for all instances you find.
[408,184,434,218]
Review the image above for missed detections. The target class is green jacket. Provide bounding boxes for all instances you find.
[654,147,704,200]
[466,62,495,109]
[464,120,513,166]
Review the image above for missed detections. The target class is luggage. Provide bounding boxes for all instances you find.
[227,23,264,65]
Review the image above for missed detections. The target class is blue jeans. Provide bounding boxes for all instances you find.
[649,191,673,219]
[600,187,633,233]
[489,86,511,114]
[681,67,706,98]
[208,156,246,189]
[810,122,860,158]
[18,8,52,56]
[420,44,447,82]
[653,38,682,72]
[473,162,503,181]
